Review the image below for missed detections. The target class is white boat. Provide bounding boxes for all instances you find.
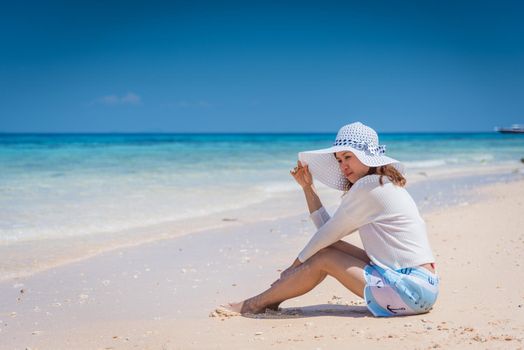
[495,124,524,134]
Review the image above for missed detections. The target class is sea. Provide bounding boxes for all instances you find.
[1,132,523,246]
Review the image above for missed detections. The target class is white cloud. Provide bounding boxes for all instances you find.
[120,92,141,105]
[92,92,142,106]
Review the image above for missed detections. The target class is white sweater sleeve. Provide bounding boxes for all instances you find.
[309,206,331,229]
[297,185,378,262]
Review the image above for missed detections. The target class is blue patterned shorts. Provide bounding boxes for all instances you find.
[363,264,439,317]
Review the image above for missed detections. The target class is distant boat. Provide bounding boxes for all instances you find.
[495,124,524,134]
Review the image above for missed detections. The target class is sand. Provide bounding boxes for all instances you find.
[1,178,523,349]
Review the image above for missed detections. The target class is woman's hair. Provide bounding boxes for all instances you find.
[342,164,406,192]
[372,165,406,187]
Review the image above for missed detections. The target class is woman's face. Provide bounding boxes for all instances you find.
[335,151,370,184]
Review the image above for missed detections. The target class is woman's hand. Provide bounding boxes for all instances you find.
[290,160,313,189]
[281,258,302,278]
[271,259,303,286]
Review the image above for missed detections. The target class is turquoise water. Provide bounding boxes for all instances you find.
[1,132,523,243]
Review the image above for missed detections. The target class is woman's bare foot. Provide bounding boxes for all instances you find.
[211,302,243,317]
[224,301,244,313]
[216,298,270,315]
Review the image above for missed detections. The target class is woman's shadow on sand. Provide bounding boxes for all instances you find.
[243,304,370,319]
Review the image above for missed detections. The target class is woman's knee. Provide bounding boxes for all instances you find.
[307,247,339,270]
[308,247,365,275]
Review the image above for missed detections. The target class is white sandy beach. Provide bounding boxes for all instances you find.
[1,176,524,349]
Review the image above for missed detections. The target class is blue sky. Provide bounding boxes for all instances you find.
[1,0,523,132]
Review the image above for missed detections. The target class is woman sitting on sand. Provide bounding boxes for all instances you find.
[222,122,439,317]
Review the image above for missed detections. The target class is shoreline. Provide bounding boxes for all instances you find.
[1,161,523,283]
[0,173,523,349]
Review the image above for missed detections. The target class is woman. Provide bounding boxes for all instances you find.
[221,122,439,317]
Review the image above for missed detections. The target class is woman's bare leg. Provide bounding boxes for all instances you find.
[226,247,368,314]
[330,240,371,264]
[265,241,368,311]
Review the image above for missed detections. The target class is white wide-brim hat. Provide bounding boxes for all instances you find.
[298,122,404,191]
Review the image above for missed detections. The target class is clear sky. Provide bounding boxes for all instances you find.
[1,0,523,133]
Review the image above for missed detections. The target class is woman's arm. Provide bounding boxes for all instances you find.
[290,161,323,213]
[302,184,322,214]
[273,161,323,283]
[297,185,375,263]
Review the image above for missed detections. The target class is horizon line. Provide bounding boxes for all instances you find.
[0,130,503,135]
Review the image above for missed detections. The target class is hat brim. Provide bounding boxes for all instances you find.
[298,146,404,191]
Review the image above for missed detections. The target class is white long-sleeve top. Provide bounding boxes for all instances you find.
[297,174,435,270]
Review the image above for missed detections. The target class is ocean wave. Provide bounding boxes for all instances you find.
[470,154,494,162]
[403,159,448,169]
[403,155,495,169]
[0,185,271,243]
